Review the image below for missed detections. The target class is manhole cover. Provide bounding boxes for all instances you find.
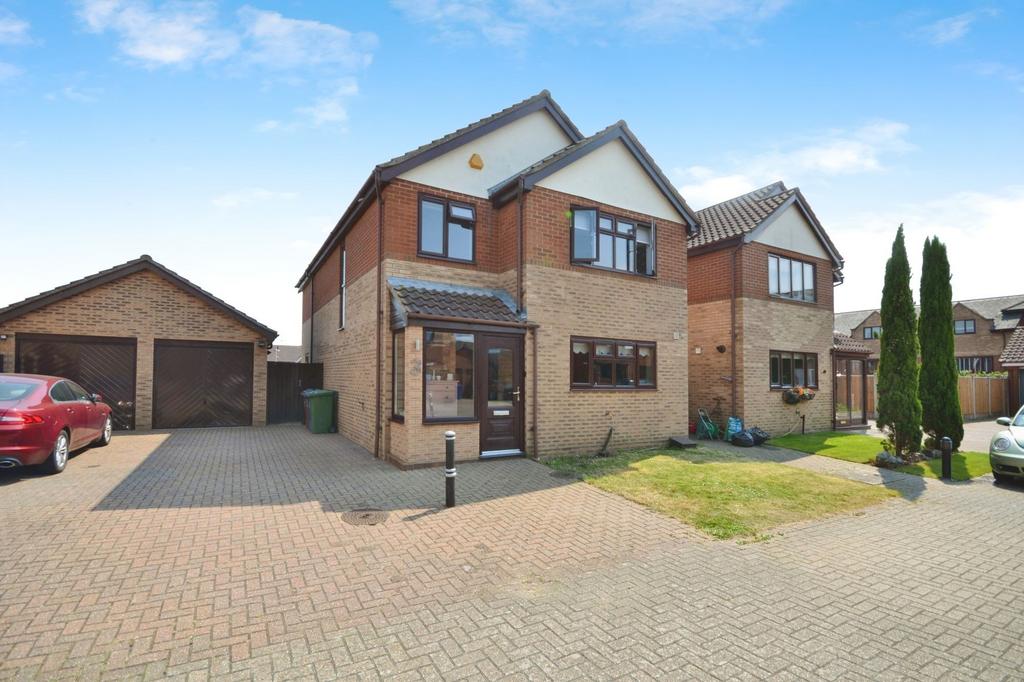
[342,508,389,526]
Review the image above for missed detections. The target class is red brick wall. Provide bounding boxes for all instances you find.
[687,246,736,305]
[311,247,340,314]
[522,186,688,289]
[308,197,379,317]
[382,179,511,274]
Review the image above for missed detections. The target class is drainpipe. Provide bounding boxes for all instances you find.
[729,242,741,418]
[373,169,384,460]
[516,178,525,313]
[531,326,539,459]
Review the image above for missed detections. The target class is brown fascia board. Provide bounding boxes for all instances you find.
[0,256,278,341]
[296,172,376,289]
[296,92,584,289]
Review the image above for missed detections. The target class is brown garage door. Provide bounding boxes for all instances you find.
[152,340,253,429]
[16,333,137,430]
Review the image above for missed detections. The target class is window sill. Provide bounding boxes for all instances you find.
[571,261,656,279]
[423,417,479,424]
[768,294,818,305]
[769,386,818,391]
[417,252,476,266]
[390,415,405,424]
[570,385,658,392]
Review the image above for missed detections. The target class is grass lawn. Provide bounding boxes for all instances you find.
[545,448,896,540]
[771,431,991,481]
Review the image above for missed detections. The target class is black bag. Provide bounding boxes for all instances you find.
[731,430,755,447]
[749,427,770,445]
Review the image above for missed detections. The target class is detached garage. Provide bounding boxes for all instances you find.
[0,255,277,430]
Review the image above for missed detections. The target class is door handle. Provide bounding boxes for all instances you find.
[512,388,521,401]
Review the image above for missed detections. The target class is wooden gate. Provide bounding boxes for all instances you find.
[267,362,323,424]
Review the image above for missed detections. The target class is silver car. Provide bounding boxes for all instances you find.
[990,404,1024,483]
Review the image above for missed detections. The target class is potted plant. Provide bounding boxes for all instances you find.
[782,387,816,404]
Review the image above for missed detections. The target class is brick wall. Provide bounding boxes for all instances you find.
[687,299,736,426]
[850,311,882,359]
[951,303,1010,369]
[0,270,268,429]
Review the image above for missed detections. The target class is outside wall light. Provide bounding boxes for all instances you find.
[716,344,727,354]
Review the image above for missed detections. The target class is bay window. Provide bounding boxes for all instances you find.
[423,330,475,420]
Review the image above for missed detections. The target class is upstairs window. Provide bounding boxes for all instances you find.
[953,319,976,335]
[862,325,882,340]
[957,356,993,372]
[768,255,816,302]
[570,207,655,276]
[419,196,475,262]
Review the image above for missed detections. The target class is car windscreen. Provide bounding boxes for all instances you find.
[1015,407,1024,428]
[0,381,40,402]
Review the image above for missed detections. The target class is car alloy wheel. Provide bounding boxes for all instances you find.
[102,417,112,444]
[51,432,69,473]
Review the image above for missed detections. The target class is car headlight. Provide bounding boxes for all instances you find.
[993,437,1011,452]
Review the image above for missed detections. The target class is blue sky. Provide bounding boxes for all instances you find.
[1,1,1021,345]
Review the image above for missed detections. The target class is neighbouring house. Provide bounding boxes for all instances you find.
[296,90,699,467]
[835,295,1024,374]
[687,182,845,435]
[0,255,277,430]
[832,332,873,428]
[1000,327,1024,413]
[268,345,305,363]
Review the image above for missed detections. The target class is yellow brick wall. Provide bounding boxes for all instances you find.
[0,270,268,429]
[310,265,378,453]
[737,297,834,433]
[524,263,688,456]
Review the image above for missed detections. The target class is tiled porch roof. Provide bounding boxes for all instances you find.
[833,332,872,355]
[1000,327,1024,366]
[388,278,520,327]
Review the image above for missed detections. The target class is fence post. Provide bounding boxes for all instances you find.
[970,375,977,419]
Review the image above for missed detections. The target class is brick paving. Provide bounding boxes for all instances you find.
[1,426,1023,680]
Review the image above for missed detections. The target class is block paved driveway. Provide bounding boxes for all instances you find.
[1,426,1023,681]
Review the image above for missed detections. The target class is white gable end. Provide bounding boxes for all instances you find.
[535,139,680,222]
[753,204,829,260]
[398,110,572,198]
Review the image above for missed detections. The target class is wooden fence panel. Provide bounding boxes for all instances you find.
[864,374,1007,420]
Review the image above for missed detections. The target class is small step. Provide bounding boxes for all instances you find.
[669,436,699,449]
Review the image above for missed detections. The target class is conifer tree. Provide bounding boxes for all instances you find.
[918,236,963,448]
[877,225,922,457]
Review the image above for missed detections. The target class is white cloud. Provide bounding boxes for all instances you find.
[675,120,912,207]
[46,86,102,103]
[969,61,1024,94]
[212,187,297,209]
[916,9,996,45]
[0,9,30,45]
[832,187,1024,311]
[254,119,281,133]
[296,79,359,128]
[392,0,788,47]
[0,61,23,81]
[75,0,239,67]
[237,6,377,69]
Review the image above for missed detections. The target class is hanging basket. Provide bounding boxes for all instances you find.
[782,387,816,404]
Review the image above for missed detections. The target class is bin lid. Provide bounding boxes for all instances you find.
[301,388,335,397]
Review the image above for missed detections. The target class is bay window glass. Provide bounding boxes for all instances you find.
[424,331,475,419]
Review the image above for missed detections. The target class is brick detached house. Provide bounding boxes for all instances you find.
[0,255,277,430]
[296,91,699,466]
[835,294,1024,373]
[687,183,845,435]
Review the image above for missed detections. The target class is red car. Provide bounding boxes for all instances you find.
[0,374,113,474]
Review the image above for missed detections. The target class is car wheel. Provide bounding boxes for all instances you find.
[94,416,113,447]
[43,430,70,475]
[993,471,1010,484]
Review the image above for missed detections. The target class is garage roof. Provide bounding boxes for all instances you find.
[0,255,278,341]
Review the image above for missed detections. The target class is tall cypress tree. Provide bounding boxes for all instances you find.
[918,237,963,448]
[877,225,922,457]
